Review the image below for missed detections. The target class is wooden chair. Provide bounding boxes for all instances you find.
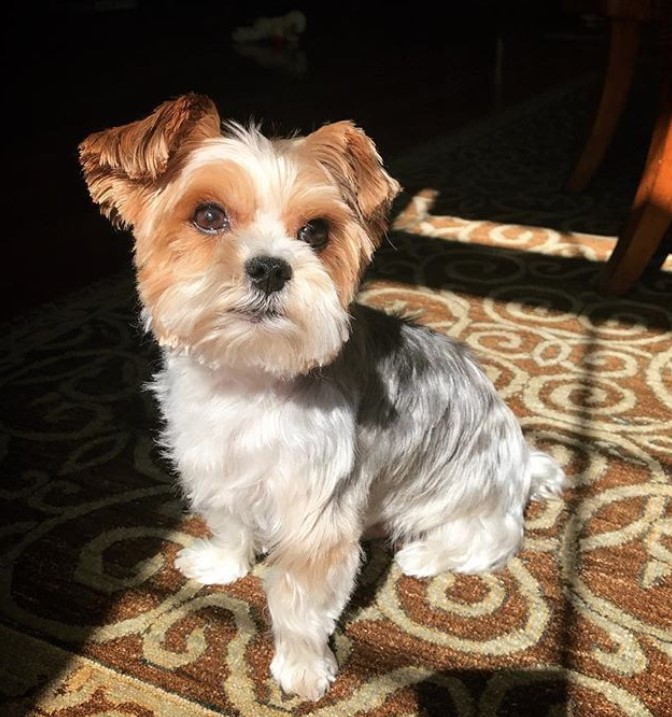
[564,0,671,294]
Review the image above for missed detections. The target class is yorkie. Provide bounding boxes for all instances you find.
[79,94,565,701]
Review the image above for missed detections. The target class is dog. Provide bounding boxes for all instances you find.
[79,93,566,701]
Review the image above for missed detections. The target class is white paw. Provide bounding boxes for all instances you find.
[395,542,440,578]
[175,539,250,585]
[270,646,337,701]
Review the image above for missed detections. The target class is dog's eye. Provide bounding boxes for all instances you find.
[296,219,329,250]
[192,203,229,234]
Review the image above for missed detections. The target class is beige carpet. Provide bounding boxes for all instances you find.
[2,78,671,716]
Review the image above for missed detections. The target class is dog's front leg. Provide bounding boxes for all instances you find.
[175,507,254,585]
[265,535,361,701]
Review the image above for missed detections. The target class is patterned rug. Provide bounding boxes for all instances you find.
[2,78,671,717]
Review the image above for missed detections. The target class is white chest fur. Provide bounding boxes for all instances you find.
[152,354,355,530]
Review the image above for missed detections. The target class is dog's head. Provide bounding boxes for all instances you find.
[79,93,400,376]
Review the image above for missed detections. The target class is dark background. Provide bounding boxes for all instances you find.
[5,0,608,321]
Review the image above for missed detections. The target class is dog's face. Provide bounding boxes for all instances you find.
[79,94,400,375]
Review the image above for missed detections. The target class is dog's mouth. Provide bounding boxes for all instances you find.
[234,296,286,324]
[245,307,285,324]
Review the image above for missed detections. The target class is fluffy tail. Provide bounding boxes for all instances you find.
[528,451,567,501]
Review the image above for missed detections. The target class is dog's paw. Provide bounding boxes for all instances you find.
[395,542,440,578]
[175,539,250,585]
[270,646,337,701]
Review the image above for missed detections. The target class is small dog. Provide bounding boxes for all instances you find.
[79,94,565,701]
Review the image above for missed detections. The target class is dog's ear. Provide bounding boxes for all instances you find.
[303,121,401,244]
[79,93,221,228]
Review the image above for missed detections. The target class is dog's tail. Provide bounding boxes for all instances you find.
[528,451,567,501]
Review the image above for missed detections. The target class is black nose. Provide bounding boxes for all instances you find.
[245,255,293,294]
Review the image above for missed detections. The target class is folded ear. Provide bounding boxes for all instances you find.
[78,93,221,228]
[303,121,401,244]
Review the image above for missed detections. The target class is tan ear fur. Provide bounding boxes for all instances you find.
[78,93,221,228]
[303,121,401,244]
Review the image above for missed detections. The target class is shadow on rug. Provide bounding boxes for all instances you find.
[2,77,670,716]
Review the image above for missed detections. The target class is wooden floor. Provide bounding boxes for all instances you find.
[6,2,608,321]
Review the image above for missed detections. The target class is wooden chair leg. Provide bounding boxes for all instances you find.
[565,18,641,192]
[600,76,672,294]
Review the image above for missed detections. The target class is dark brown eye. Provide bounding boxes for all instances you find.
[192,203,229,234]
[297,219,329,250]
